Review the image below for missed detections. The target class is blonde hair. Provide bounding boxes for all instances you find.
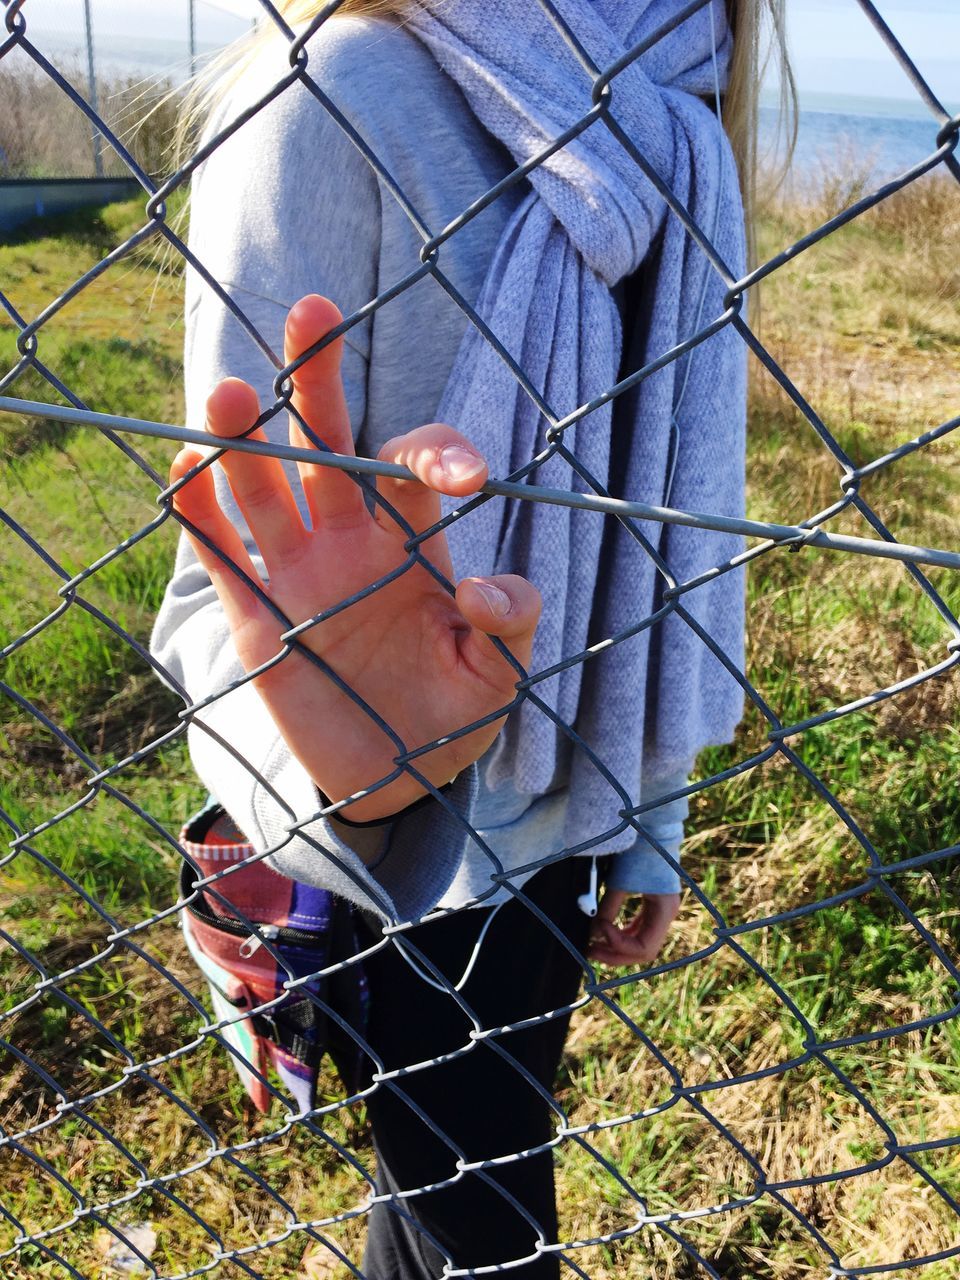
[175,0,796,264]
[724,0,797,260]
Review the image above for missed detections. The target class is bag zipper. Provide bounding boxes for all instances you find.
[180,861,331,955]
[239,925,281,958]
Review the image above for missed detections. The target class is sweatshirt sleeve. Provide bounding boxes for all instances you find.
[604,770,690,897]
[150,46,470,925]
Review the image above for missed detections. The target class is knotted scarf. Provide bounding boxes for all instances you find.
[408,0,748,852]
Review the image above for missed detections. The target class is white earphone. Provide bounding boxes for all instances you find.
[577,856,599,917]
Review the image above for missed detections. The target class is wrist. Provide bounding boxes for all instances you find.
[316,776,460,827]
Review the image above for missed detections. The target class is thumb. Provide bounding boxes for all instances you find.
[596,889,630,926]
[454,574,541,687]
[623,893,681,953]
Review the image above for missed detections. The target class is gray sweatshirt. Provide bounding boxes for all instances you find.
[150,15,689,925]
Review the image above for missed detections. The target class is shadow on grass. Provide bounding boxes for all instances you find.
[1,203,124,253]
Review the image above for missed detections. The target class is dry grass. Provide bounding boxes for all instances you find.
[0,52,181,181]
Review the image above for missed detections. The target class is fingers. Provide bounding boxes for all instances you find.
[374,423,487,547]
[205,378,307,578]
[588,893,681,968]
[595,889,629,927]
[454,573,541,688]
[169,447,275,660]
[588,931,657,968]
[283,294,365,528]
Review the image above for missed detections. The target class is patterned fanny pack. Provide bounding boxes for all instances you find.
[178,803,369,1115]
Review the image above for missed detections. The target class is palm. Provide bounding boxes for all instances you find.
[171,295,540,821]
[251,524,517,812]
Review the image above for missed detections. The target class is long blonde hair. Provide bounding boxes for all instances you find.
[176,0,796,263]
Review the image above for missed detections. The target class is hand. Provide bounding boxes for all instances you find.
[170,293,541,822]
[587,889,681,967]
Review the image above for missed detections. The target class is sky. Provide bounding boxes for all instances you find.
[19,0,960,108]
[771,0,958,107]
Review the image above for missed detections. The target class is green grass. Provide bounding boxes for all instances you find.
[0,202,196,1022]
[2,177,960,1278]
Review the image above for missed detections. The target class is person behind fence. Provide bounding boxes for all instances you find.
[151,1,791,1275]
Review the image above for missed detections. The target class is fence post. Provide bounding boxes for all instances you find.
[82,0,103,177]
[189,0,197,77]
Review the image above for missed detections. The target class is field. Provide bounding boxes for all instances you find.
[1,171,959,1279]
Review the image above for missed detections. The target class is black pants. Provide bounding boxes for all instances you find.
[330,856,596,1279]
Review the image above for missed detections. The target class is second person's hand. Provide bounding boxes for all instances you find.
[587,889,681,967]
[170,294,541,823]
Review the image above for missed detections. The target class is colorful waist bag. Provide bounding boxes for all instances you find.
[179,803,369,1115]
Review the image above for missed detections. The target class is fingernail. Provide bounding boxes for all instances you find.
[474,582,511,617]
[439,444,485,483]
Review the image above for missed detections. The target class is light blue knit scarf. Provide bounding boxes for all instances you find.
[408,0,748,852]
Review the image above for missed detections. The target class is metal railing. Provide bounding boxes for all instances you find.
[1,0,959,1276]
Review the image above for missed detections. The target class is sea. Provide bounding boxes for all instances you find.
[759,91,956,189]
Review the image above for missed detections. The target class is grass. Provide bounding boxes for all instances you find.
[1,166,959,1279]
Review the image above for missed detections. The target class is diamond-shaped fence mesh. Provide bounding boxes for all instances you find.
[1,0,959,1276]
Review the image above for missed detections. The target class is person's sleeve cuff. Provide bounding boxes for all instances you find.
[605,824,684,897]
[256,735,478,925]
[605,771,691,897]
[181,654,475,925]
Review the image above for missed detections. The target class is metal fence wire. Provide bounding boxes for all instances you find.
[1,0,959,1276]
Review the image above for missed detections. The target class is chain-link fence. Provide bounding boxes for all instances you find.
[1,0,959,1276]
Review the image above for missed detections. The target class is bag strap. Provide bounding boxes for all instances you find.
[252,997,325,1069]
